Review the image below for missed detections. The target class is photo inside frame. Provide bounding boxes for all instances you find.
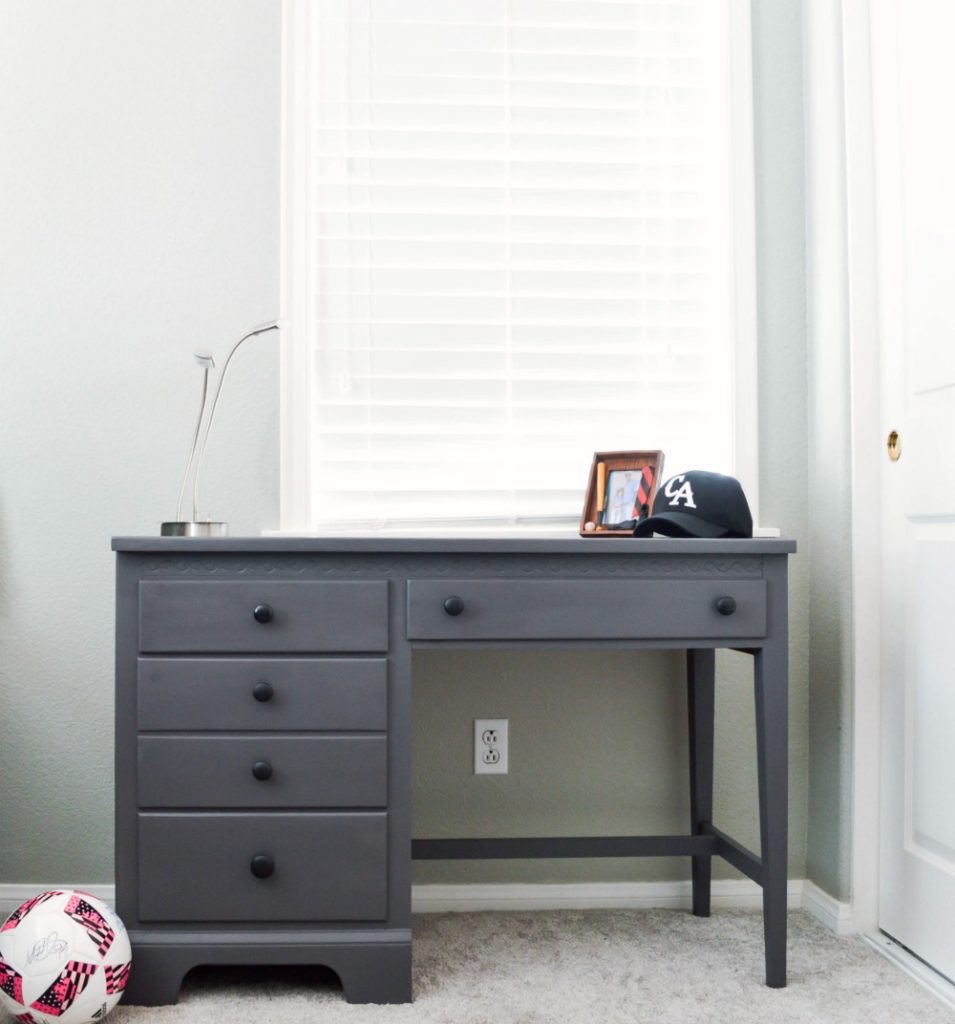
[604,466,655,526]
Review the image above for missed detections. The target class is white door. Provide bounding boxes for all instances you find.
[874,0,955,981]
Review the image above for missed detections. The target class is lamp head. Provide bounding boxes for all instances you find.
[247,319,284,336]
[193,350,216,369]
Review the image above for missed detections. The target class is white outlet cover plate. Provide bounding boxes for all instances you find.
[474,718,508,775]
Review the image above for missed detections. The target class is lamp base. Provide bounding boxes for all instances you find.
[160,521,228,538]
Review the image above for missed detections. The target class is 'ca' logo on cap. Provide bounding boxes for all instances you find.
[664,475,697,509]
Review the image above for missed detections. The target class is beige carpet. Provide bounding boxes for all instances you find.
[110,910,954,1024]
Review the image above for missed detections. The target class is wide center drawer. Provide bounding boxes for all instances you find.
[139,580,389,653]
[138,812,387,922]
[407,579,767,641]
[137,736,387,809]
[137,658,387,732]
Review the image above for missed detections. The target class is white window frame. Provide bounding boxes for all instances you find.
[278,0,759,534]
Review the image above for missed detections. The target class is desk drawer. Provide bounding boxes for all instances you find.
[137,658,387,732]
[137,736,387,809]
[407,579,766,641]
[138,812,387,922]
[139,580,388,653]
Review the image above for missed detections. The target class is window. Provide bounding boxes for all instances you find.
[281,0,756,530]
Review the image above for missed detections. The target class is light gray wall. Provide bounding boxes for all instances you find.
[803,0,854,902]
[0,1,281,882]
[0,1,832,896]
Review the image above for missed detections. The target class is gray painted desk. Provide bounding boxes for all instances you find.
[113,535,795,1003]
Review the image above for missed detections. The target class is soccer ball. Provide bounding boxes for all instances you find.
[0,890,132,1024]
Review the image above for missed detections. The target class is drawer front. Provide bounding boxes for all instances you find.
[137,736,387,809]
[407,579,767,640]
[138,812,387,922]
[137,658,388,732]
[139,580,388,653]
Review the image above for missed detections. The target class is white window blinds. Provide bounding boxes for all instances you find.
[282,0,755,529]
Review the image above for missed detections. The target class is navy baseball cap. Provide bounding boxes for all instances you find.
[632,470,753,539]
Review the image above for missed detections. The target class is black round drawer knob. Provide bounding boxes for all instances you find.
[250,854,274,879]
[253,603,274,624]
[252,760,273,781]
[443,595,465,616]
[715,596,737,616]
[253,681,274,703]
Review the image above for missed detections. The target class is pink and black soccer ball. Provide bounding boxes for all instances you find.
[0,890,132,1024]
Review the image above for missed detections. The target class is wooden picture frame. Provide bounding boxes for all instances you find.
[579,450,665,537]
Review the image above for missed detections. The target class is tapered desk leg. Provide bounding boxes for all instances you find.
[755,643,788,988]
[687,648,715,917]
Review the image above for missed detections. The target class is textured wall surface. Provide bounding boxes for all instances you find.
[0,1,829,894]
[0,1,281,882]
[802,0,854,902]
[750,0,814,884]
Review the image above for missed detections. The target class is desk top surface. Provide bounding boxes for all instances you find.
[113,535,796,555]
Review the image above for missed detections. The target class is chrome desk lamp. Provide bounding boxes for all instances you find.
[161,319,281,537]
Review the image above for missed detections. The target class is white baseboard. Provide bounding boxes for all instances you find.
[411,878,805,913]
[801,879,855,935]
[0,884,115,920]
[0,878,852,932]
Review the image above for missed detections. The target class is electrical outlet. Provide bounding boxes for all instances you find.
[474,718,508,775]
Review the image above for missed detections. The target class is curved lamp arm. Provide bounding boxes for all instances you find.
[191,320,281,521]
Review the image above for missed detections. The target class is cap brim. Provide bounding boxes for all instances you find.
[632,511,729,539]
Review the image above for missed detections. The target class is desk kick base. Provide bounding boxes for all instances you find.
[121,936,413,1006]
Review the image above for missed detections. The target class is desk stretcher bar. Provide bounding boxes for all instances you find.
[413,830,763,885]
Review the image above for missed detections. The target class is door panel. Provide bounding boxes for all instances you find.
[910,535,955,862]
[874,0,955,981]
